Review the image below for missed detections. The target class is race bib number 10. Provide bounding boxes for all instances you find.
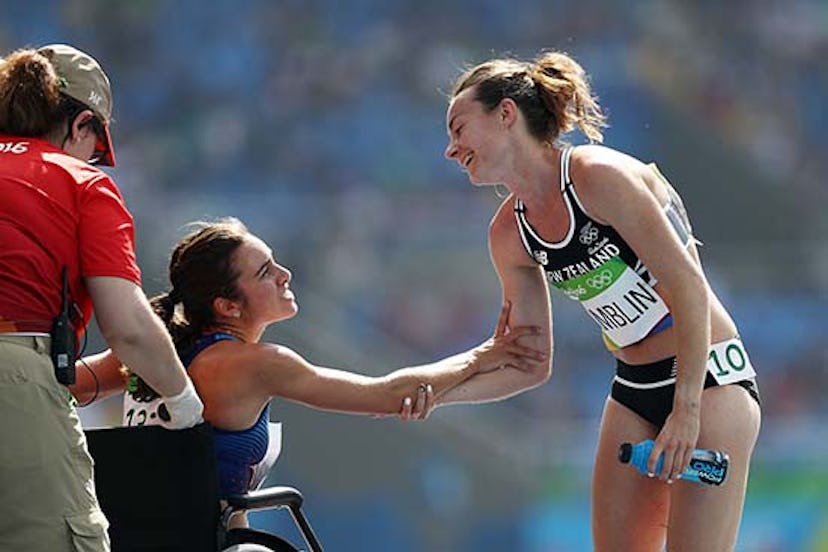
[707,338,757,385]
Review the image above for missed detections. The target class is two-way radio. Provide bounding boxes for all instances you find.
[50,266,76,385]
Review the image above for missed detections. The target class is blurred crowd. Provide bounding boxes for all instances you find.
[2,1,825,549]
[3,0,825,481]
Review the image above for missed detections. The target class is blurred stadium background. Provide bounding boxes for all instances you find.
[2,1,826,550]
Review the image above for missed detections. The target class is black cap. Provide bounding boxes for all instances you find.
[618,443,632,463]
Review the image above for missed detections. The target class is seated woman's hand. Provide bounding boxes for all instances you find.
[399,383,434,422]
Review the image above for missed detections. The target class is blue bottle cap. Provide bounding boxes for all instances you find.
[618,443,632,463]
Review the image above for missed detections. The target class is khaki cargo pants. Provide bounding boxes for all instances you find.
[0,335,109,551]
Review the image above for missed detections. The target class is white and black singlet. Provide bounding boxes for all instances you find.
[513,147,695,351]
[513,147,759,427]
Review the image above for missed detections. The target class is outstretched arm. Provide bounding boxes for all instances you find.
[202,300,546,422]
[273,317,543,415]
[437,199,553,406]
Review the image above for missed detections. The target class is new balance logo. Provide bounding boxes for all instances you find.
[533,250,549,265]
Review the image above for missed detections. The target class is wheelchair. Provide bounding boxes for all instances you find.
[84,423,323,551]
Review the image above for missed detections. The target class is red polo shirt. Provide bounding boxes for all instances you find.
[0,136,141,334]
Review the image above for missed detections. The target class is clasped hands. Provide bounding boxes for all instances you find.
[400,300,548,421]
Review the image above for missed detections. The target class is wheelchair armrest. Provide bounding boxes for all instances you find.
[222,486,324,552]
[225,486,304,513]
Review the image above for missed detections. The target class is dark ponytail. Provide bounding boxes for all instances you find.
[150,290,177,325]
[149,286,197,353]
[131,291,190,402]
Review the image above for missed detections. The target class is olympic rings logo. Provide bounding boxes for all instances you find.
[586,270,614,289]
[579,223,600,245]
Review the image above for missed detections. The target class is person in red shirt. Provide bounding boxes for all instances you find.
[0,44,203,551]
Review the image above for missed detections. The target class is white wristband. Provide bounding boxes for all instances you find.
[159,378,204,430]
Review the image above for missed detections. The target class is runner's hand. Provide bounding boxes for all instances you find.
[472,301,547,374]
[648,404,700,482]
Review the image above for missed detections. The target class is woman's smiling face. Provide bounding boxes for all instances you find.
[444,86,511,186]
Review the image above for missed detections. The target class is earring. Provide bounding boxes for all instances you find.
[233,311,241,318]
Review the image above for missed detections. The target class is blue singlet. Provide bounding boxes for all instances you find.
[181,333,270,498]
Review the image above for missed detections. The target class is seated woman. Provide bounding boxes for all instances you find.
[71,217,546,522]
